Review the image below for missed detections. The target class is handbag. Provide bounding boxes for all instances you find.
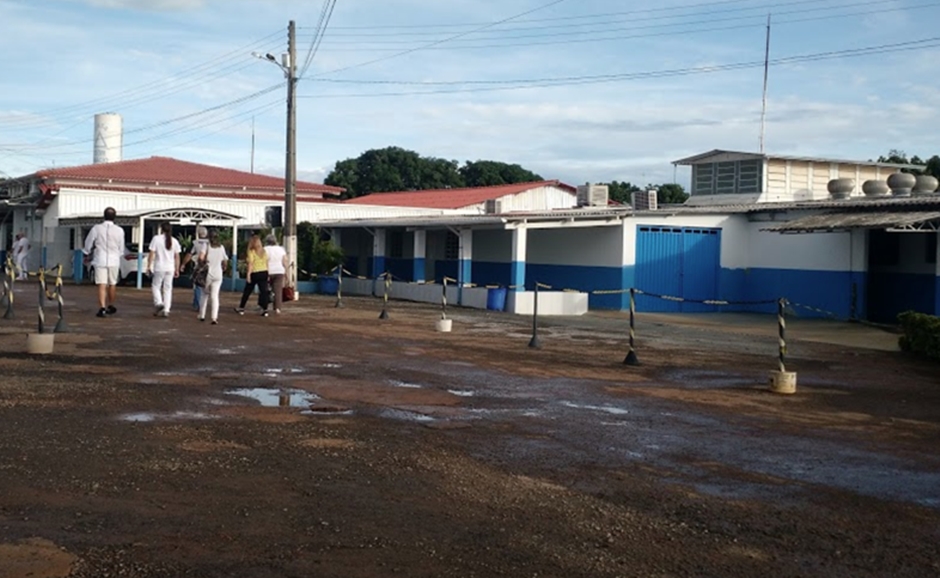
[192,261,209,288]
[282,285,295,302]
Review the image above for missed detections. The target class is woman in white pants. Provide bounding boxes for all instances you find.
[146,222,181,318]
[198,230,228,325]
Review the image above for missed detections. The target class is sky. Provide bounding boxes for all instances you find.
[2,0,940,189]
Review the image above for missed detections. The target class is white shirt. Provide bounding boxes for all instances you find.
[148,234,181,273]
[83,221,126,268]
[201,245,228,280]
[265,245,287,275]
[14,236,29,256]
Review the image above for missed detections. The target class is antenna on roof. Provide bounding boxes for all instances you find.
[250,117,256,174]
[758,13,772,154]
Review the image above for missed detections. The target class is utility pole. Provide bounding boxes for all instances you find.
[285,19,299,297]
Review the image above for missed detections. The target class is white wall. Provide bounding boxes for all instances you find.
[508,290,589,315]
[745,219,852,271]
[528,226,623,267]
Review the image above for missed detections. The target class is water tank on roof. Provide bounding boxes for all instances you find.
[93,113,123,164]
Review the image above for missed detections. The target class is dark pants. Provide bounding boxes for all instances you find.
[239,271,270,310]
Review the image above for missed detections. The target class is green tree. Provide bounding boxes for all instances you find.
[601,180,641,204]
[654,183,689,204]
[459,160,542,187]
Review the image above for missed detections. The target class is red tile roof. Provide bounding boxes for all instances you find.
[36,156,342,195]
[345,180,575,209]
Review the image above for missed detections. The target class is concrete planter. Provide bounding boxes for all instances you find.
[914,175,939,195]
[769,370,797,394]
[887,172,916,196]
[435,319,453,333]
[862,179,889,198]
[26,333,55,355]
[827,178,854,200]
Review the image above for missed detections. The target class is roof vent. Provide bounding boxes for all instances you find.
[576,183,609,207]
[887,172,916,197]
[913,175,939,195]
[862,180,888,198]
[827,178,854,200]
[632,189,658,211]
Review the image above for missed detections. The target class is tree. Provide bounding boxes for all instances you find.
[655,183,689,204]
[459,160,542,187]
[601,180,641,204]
[324,147,542,198]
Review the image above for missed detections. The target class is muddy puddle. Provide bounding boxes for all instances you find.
[225,387,319,407]
[120,411,214,422]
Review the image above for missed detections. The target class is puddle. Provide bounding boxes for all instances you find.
[560,401,630,415]
[215,349,237,355]
[120,411,214,422]
[661,369,758,389]
[389,380,422,389]
[262,367,304,376]
[448,389,475,397]
[302,409,355,416]
[378,408,435,422]
[225,387,319,407]
[319,362,343,369]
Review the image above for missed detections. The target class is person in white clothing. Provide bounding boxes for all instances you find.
[13,232,30,280]
[146,222,181,318]
[264,234,288,313]
[82,207,126,318]
[198,230,228,325]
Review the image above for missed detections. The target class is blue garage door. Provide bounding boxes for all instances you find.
[635,226,721,312]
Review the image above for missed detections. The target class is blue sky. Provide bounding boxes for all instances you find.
[1,0,939,188]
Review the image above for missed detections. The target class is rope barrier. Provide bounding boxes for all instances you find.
[335,265,344,309]
[36,266,46,334]
[624,288,639,366]
[2,255,14,319]
[778,298,787,373]
[528,280,541,349]
[378,271,391,320]
[441,276,448,320]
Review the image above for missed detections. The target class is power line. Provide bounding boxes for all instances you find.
[300,0,339,78]
[296,36,940,97]
[308,0,571,78]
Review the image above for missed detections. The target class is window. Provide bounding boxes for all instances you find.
[692,159,763,195]
[444,231,459,260]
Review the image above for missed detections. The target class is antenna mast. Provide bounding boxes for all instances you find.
[759,13,772,154]
[250,117,256,174]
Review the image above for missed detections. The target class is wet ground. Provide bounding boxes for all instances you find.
[1,282,939,577]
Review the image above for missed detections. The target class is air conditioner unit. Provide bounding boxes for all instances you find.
[631,189,658,211]
[484,199,503,214]
[576,183,609,207]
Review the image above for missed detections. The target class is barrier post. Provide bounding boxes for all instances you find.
[53,265,68,333]
[623,288,640,366]
[528,281,541,349]
[334,266,344,308]
[37,267,46,334]
[378,271,390,320]
[770,297,797,394]
[2,256,13,319]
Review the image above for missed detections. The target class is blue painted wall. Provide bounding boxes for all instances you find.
[525,263,629,309]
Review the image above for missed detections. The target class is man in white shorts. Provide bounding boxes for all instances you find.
[83,207,126,318]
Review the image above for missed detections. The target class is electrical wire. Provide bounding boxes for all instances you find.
[299,0,339,79]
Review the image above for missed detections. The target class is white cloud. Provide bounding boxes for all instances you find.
[72,0,207,10]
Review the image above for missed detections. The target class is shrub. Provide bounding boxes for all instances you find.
[897,311,940,360]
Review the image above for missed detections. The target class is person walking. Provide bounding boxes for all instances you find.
[234,234,270,316]
[13,231,30,280]
[82,207,126,318]
[146,222,181,318]
[197,230,228,325]
[264,233,288,314]
[180,226,209,311]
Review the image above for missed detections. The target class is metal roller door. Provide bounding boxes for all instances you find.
[635,226,721,312]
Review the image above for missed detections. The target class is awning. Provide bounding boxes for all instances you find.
[58,207,243,228]
[762,211,940,233]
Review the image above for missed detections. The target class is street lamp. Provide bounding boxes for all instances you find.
[251,20,299,298]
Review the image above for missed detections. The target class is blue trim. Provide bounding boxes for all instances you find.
[413,257,426,282]
[371,255,386,279]
[868,272,935,323]
[526,264,626,309]
[458,258,472,285]
[73,250,84,282]
[510,260,525,291]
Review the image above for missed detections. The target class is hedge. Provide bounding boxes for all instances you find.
[898,311,940,360]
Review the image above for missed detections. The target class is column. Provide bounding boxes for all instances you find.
[412,230,426,283]
[371,228,386,279]
[458,229,473,286]
[510,226,526,291]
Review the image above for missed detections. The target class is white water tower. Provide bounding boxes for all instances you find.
[93,112,123,164]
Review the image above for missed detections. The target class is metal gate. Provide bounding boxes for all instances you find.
[635,226,721,312]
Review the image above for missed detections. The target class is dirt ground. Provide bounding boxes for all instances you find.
[0,281,938,578]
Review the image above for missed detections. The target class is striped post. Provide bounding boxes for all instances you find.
[2,255,13,319]
[37,267,46,334]
[334,266,344,308]
[623,288,640,366]
[378,271,390,320]
[53,265,68,333]
[778,298,787,373]
[528,281,541,349]
[441,276,448,320]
